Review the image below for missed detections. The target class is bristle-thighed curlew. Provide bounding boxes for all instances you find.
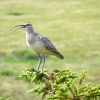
[11,22,64,72]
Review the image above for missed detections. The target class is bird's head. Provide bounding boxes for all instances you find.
[11,22,33,32]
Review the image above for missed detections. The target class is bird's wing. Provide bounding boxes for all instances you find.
[41,36,58,52]
[39,35,64,59]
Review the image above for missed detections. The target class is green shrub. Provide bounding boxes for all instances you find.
[20,68,100,100]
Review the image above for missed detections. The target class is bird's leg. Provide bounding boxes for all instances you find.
[41,55,45,73]
[37,53,42,72]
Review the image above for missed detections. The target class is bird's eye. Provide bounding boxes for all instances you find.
[26,24,30,26]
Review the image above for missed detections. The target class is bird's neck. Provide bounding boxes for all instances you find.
[26,28,37,36]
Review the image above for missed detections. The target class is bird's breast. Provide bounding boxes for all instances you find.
[26,39,52,54]
[26,34,54,55]
[26,37,43,51]
[26,33,35,47]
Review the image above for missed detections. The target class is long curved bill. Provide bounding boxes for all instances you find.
[10,25,25,32]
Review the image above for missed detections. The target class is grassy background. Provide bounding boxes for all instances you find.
[0,0,100,99]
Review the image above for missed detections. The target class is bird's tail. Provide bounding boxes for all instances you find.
[54,51,64,59]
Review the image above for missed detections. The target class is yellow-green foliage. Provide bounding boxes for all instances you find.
[20,68,100,100]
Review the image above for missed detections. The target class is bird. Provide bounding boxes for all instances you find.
[11,22,64,72]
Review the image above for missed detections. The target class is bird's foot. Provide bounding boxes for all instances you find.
[32,67,35,72]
